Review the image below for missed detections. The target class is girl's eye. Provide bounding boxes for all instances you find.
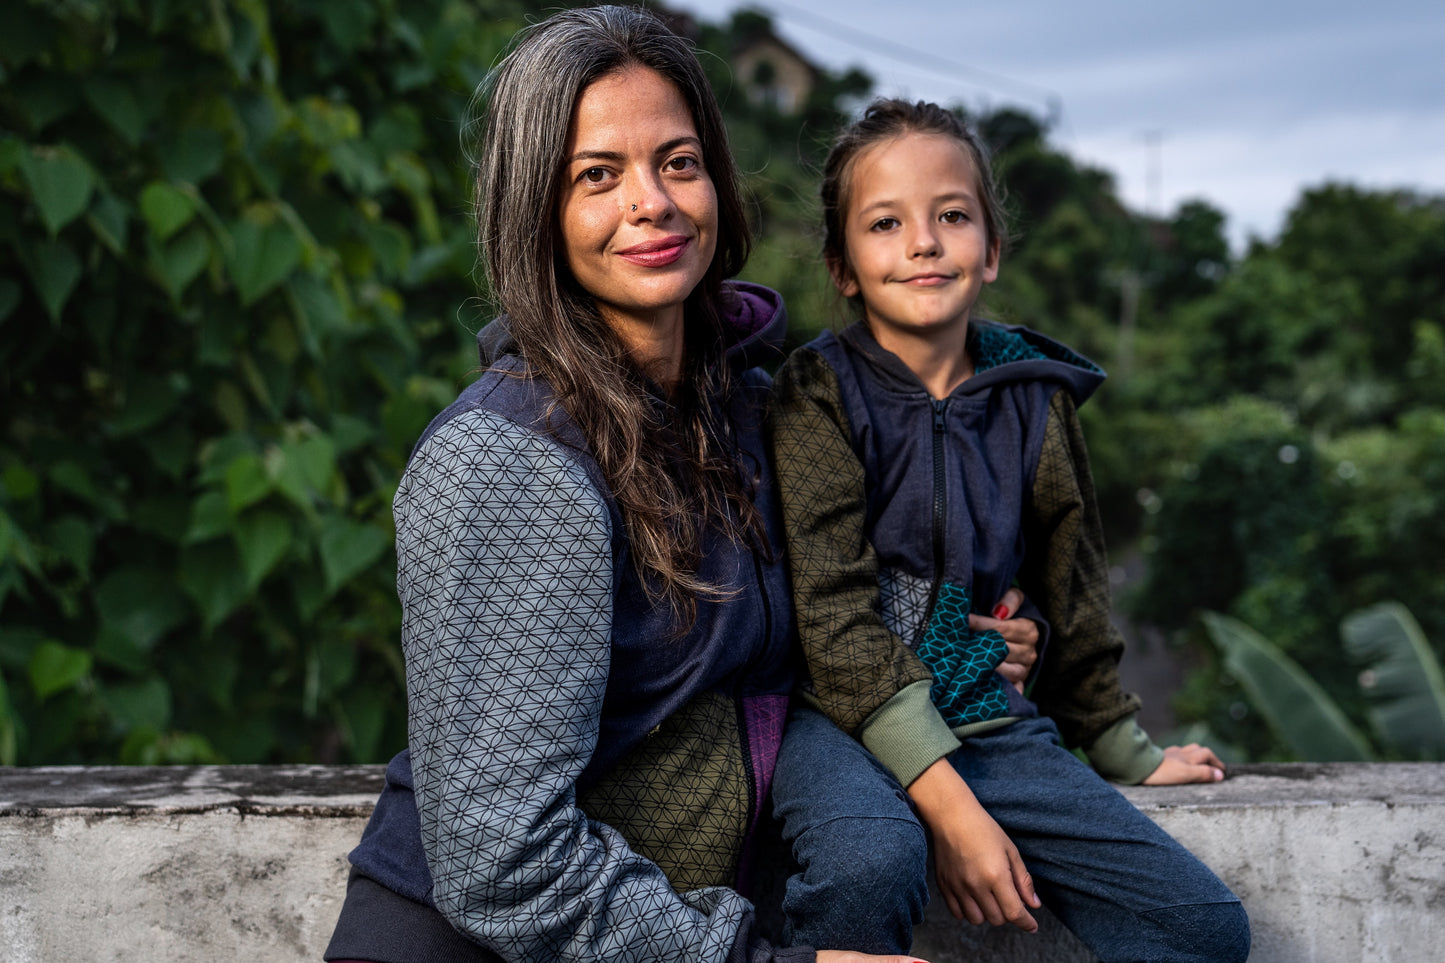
[870,217,899,232]
[940,209,968,224]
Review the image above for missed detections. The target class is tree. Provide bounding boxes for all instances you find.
[0,0,526,764]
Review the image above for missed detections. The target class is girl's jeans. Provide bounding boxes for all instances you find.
[770,707,1250,962]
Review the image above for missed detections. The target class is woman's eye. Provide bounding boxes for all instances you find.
[665,155,698,172]
[581,167,609,184]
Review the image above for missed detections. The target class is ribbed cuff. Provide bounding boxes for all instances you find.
[1085,713,1166,785]
[858,680,961,787]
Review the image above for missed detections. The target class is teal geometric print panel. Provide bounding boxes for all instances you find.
[914,582,1010,727]
[972,324,1047,373]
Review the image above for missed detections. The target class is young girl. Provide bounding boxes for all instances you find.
[767,100,1250,962]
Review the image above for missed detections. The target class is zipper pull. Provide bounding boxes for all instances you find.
[933,399,947,432]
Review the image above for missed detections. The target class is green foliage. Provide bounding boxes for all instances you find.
[1201,611,1373,761]
[1342,602,1445,759]
[1118,182,1445,761]
[1201,604,1445,762]
[0,0,526,763]
[2,0,1440,770]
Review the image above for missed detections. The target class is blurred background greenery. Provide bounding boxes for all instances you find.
[2,0,1441,767]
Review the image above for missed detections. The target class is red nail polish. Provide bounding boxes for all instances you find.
[992,605,1009,620]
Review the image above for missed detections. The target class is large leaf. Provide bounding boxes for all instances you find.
[95,568,190,652]
[139,181,197,240]
[148,224,211,301]
[230,207,303,305]
[20,237,82,321]
[18,144,95,234]
[83,77,150,147]
[178,542,250,631]
[233,509,292,588]
[1201,611,1374,761]
[28,640,92,700]
[1341,602,1445,759]
[318,515,389,594]
[99,677,172,732]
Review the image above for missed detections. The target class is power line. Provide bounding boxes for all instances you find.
[760,1,1064,124]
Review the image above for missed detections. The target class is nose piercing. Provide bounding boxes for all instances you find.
[631,204,638,211]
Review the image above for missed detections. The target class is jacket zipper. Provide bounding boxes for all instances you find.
[920,399,948,641]
[737,548,774,828]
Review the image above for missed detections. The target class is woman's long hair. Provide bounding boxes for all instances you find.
[472,5,760,630]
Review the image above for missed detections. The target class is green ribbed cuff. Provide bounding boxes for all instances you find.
[858,680,961,788]
[1085,713,1165,785]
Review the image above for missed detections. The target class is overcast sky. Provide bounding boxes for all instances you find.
[670,0,1444,250]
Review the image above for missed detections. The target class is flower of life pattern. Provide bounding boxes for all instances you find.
[397,407,752,962]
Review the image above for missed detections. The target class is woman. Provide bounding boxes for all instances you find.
[324,7,929,962]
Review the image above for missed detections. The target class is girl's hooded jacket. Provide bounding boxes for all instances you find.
[768,320,1163,792]
[330,282,809,963]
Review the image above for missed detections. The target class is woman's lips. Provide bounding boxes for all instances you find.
[617,235,691,267]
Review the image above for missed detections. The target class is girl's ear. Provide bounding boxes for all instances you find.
[827,256,859,298]
[983,234,1001,284]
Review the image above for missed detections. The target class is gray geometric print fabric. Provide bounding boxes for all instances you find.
[395,408,751,961]
[877,566,931,647]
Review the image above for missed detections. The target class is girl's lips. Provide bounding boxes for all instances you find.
[617,235,690,267]
[899,273,955,286]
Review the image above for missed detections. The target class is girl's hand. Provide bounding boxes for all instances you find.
[907,758,1041,932]
[817,953,931,963]
[1142,743,1226,784]
[969,587,1039,692]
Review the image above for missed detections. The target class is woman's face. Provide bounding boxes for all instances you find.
[557,65,718,341]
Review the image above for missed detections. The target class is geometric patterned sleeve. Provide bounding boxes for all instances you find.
[1019,390,1148,753]
[396,408,760,962]
[768,349,961,788]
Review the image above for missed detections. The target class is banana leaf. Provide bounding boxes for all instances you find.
[1341,601,1445,760]
[1201,611,1374,761]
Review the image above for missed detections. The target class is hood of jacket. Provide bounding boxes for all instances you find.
[838,317,1106,407]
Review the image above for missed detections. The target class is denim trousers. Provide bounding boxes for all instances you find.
[769,708,1250,963]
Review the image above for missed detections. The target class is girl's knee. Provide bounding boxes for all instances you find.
[783,816,929,954]
[798,815,928,891]
[1139,899,1251,963]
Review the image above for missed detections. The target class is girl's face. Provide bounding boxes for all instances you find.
[834,132,999,345]
[557,65,718,342]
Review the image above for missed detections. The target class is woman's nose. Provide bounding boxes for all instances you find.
[627,173,674,221]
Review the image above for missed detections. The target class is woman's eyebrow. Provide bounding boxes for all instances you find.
[567,136,702,165]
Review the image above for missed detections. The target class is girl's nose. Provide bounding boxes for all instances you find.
[909,227,940,257]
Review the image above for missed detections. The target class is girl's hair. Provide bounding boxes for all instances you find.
[473,4,758,629]
[820,99,1008,299]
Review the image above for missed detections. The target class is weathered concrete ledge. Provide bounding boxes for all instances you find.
[1,763,1441,962]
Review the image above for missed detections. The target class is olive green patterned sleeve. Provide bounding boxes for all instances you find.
[1020,389,1151,752]
[768,348,959,787]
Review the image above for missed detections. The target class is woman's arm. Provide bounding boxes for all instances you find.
[398,407,767,962]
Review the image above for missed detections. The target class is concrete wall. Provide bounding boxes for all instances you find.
[1,763,1441,962]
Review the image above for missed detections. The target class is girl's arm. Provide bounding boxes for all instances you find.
[399,407,793,963]
[768,347,958,785]
[1019,390,1166,784]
